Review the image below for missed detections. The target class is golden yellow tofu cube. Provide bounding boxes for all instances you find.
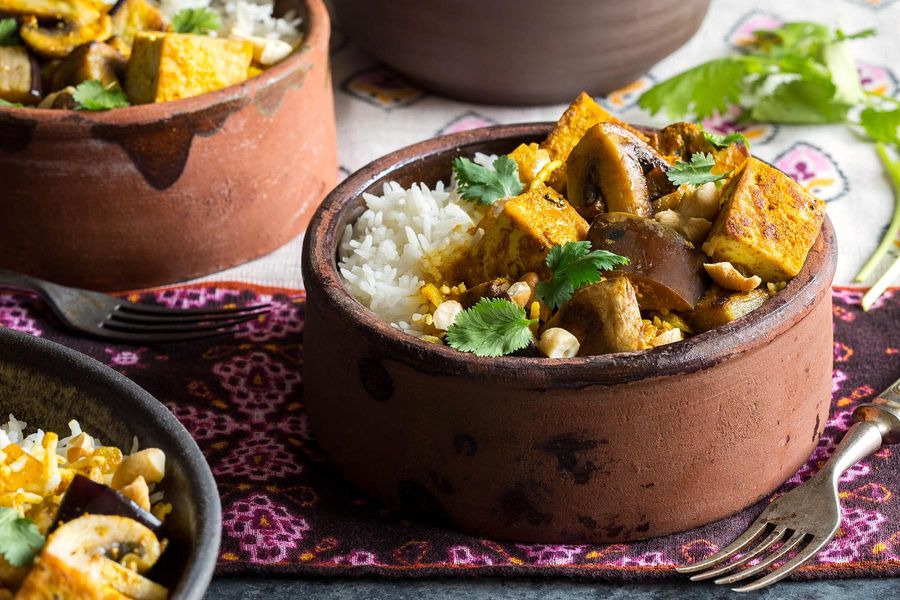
[507,143,551,188]
[539,92,641,191]
[702,157,826,281]
[455,185,589,284]
[125,32,253,104]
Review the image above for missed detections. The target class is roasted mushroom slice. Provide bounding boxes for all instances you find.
[544,277,643,356]
[589,213,708,311]
[566,122,675,221]
[50,41,126,89]
[0,0,102,24]
[20,12,112,58]
[15,515,168,600]
[0,46,41,104]
[689,285,769,333]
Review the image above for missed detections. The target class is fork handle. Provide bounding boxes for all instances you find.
[0,268,55,295]
[815,395,900,484]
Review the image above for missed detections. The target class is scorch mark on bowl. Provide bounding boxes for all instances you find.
[0,113,37,153]
[91,97,249,190]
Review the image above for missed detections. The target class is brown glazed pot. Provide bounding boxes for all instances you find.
[302,123,838,544]
[0,0,335,291]
[331,0,711,105]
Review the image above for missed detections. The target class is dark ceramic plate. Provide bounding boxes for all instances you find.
[0,327,220,599]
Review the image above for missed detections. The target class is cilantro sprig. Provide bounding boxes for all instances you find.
[452,155,524,205]
[667,152,729,186]
[536,241,630,310]
[172,7,221,35]
[72,80,131,111]
[0,98,24,108]
[637,21,900,308]
[703,130,748,149]
[0,508,43,567]
[445,298,537,357]
[0,17,19,46]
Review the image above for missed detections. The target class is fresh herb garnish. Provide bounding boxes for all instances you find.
[636,21,900,306]
[452,155,524,205]
[72,80,131,111]
[0,98,24,108]
[0,508,43,567]
[0,18,19,46]
[666,152,729,187]
[445,298,537,357]
[172,7,221,35]
[703,129,749,149]
[536,241,630,310]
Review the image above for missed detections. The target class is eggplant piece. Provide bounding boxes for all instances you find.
[566,122,675,221]
[688,285,769,333]
[0,45,41,104]
[588,213,708,311]
[544,278,643,356]
[457,277,512,309]
[53,474,165,538]
[20,12,111,58]
[37,85,76,108]
[50,41,126,90]
[648,121,713,161]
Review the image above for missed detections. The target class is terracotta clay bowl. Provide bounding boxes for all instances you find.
[0,0,336,291]
[331,0,711,105]
[302,123,838,544]
[0,327,220,598]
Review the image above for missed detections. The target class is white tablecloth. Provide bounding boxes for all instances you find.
[193,0,900,290]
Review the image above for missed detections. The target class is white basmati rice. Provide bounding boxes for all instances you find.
[157,0,302,45]
[338,154,498,336]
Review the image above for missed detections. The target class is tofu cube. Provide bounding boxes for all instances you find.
[125,32,253,104]
[702,157,826,281]
[507,142,551,187]
[456,185,589,284]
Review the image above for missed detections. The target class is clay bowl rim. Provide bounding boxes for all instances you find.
[0,327,221,600]
[0,0,327,127]
[303,122,837,387]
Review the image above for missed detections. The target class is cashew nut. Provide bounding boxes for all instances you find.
[538,327,580,358]
[432,300,464,331]
[704,262,762,292]
[111,448,165,490]
[654,210,712,245]
[66,432,94,463]
[678,182,720,219]
[120,476,151,511]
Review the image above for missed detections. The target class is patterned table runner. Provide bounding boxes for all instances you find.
[1,284,898,580]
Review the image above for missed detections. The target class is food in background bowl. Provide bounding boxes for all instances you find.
[339,93,826,359]
[0,0,302,109]
[1,415,172,598]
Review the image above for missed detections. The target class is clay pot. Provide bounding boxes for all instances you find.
[0,0,335,291]
[331,0,711,105]
[302,123,838,543]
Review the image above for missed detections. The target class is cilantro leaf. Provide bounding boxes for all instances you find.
[749,78,850,124]
[535,241,630,310]
[666,152,729,186]
[637,57,751,119]
[0,18,19,46]
[172,7,221,35]
[860,107,900,147]
[0,508,43,567]
[0,98,24,108]
[72,80,131,111]
[452,155,524,205]
[703,129,749,149]
[445,298,536,357]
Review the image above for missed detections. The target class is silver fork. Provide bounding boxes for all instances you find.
[0,269,271,343]
[678,377,900,592]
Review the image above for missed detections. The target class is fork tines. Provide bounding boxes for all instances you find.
[99,303,271,343]
[676,521,829,592]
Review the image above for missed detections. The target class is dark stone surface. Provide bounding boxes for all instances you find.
[206,576,899,599]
